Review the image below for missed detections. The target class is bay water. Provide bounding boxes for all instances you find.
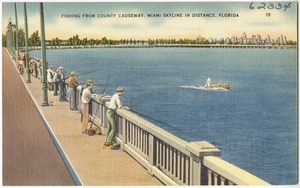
[29,47,297,185]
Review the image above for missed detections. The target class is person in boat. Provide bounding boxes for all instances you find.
[205,76,211,88]
[217,80,222,86]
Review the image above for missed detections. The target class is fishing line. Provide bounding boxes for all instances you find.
[76,68,103,77]
[93,83,111,87]
[131,109,181,131]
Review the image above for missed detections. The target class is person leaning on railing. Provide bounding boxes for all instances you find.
[104,87,131,149]
[81,80,105,134]
[67,71,80,111]
[46,66,55,91]
[55,67,67,102]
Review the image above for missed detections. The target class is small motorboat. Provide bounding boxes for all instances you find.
[204,79,230,90]
[209,84,230,90]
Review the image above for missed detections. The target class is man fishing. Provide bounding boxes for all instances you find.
[81,80,105,134]
[54,67,67,101]
[104,87,130,149]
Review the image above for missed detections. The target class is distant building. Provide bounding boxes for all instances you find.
[277,34,287,45]
[196,36,206,43]
[283,36,287,44]
[208,38,214,43]
[194,32,292,46]
[257,34,262,44]
[225,37,230,44]
[266,35,271,44]
[242,32,247,44]
[251,35,257,44]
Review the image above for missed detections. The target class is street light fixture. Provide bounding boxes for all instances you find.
[14,3,19,62]
[24,2,31,83]
[40,3,49,106]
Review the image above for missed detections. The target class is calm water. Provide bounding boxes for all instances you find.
[30,47,297,185]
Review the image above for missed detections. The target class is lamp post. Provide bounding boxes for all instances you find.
[13,26,17,61]
[6,26,9,50]
[40,2,49,106]
[8,18,12,55]
[12,25,16,59]
[24,3,31,83]
[14,3,19,63]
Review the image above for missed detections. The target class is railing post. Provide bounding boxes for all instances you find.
[147,134,155,175]
[120,118,127,150]
[186,141,221,185]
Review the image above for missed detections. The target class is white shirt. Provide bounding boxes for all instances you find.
[108,93,122,110]
[81,88,96,104]
[47,69,55,83]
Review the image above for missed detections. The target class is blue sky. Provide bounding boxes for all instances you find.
[2,1,298,41]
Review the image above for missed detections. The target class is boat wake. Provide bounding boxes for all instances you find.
[179,85,229,91]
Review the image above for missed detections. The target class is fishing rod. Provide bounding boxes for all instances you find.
[131,109,181,131]
[88,74,111,132]
[102,74,110,94]
[76,68,103,77]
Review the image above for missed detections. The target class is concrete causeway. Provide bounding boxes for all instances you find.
[2,48,163,186]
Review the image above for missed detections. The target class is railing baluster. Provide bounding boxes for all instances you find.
[156,140,160,166]
[208,169,212,185]
[129,122,133,144]
[220,176,225,185]
[213,172,218,185]
[137,126,140,149]
[141,129,144,153]
[180,153,184,183]
[170,147,174,178]
[166,145,170,175]
[176,150,180,181]
[134,125,136,146]
[136,126,139,148]
[174,148,177,179]
[146,133,149,155]
[127,122,130,143]
[184,156,189,185]
[139,127,142,150]
[161,141,164,169]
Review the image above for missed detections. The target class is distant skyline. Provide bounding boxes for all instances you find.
[2,1,298,41]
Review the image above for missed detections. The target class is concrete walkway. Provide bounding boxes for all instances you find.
[2,48,163,186]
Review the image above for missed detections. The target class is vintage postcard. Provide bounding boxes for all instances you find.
[1,0,298,186]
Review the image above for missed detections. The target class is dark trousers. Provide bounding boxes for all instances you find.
[53,82,58,95]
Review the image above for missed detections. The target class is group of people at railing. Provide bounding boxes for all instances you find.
[17,55,131,150]
[17,54,42,79]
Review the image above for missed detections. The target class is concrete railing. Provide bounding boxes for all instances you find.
[75,90,270,186]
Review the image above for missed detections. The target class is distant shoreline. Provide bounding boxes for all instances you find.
[25,44,297,51]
